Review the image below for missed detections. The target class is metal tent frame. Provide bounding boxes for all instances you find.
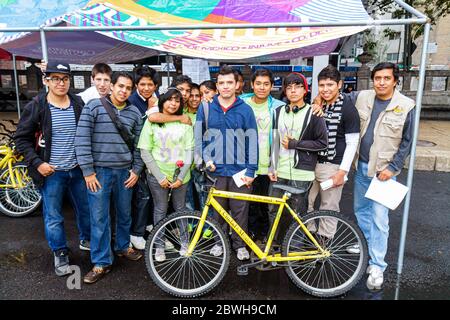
[1,0,430,275]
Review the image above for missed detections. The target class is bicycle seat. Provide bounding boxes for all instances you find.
[272,184,307,195]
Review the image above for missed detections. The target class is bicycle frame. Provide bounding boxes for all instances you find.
[186,187,330,262]
[0,146,25,189]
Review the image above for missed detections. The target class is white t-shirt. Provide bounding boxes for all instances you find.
[77,86,100,104]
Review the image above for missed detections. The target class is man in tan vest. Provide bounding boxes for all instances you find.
[351,62,415,290]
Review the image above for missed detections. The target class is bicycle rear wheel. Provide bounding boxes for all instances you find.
[145,210,230,298]
[0,164,41,217]
[282,210,368,297]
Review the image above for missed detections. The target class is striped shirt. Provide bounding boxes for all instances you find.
[75,98,144,177]
[48,104,78,170]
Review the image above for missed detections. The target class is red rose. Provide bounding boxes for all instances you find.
[176,160,184,168]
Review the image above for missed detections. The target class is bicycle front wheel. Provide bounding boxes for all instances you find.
[145,210,230,298]
[0,164,41,217]
[282,210,368,297]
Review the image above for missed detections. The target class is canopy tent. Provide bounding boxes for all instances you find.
[62,0,371,61]
[1,0,371,62]
[0,0,432,278]
[0,0,158,63]
[0,28,160,64]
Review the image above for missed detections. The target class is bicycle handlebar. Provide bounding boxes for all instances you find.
[198,165,217,188]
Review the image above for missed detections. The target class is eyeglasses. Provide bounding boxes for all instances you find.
[46,76,70,84]
[286,84,304,91]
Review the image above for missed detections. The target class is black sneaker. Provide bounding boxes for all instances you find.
[54,249,70,277]
[79,240,90,251]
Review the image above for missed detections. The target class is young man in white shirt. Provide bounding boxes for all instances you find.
[77,63,112,104]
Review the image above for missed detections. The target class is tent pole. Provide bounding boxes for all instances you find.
[40,29,48,93]
[394,0,427,19]
[12,54,21,119]
[166,53,170,86]
[0,17,429,34]
[397,22,431,275]
[40,29,48,62]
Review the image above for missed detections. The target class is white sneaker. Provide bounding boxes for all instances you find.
[209,244,223,257]
[346,244,360,254]
[130,235,146,250]
[155,248,166,262]
[366,266,384,290]
[146,225,153,233]
[179,243,189,257]
[236,247,250,261]
[165,240,175,250]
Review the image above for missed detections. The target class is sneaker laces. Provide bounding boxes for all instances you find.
[92,266,105,274]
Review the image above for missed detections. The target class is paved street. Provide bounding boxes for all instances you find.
[0,170,449,300]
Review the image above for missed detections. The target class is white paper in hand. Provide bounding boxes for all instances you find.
[365,176,409,210]
[232,169,248,188]
[320,176,348,191]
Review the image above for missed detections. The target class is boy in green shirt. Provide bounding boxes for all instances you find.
[241,68,284,240]
[268,73,328,244]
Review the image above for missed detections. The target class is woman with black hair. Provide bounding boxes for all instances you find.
[199,80,217,102]
[138,88,194,262]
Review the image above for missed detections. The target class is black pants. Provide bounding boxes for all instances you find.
[214,176,253,250]
[130,170,154,237]
[268,178,312,243]
[248,175,270,239]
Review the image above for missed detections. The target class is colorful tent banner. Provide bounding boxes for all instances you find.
[63,0,371,61]
[0,0,159,63]
[0,0,371,62]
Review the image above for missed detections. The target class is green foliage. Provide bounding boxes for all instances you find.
[368,0,450,38]
[362,30,378,54]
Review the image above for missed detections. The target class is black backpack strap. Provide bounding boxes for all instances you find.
[202,100,209,130]
[100,97,134,152]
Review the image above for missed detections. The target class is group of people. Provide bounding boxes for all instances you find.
[14,60,415,291]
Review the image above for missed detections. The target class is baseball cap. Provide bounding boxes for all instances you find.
[45,61,71,75]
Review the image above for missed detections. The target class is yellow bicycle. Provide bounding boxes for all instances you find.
[145,171,368,298]
[0,132,41,217]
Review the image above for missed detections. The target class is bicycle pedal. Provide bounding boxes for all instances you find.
[237,265,248,276]
[255,264,275,271]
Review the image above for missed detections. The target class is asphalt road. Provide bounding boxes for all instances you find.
[0,170,449,300]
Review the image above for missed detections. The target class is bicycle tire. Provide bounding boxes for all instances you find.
[282,210,368,297]
[145,210,230,298]
[0,163,42,217]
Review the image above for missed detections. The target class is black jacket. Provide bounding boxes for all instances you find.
[271,105,328,172]
[14,91,85,187]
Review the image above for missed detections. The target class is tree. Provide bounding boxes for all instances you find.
[367,0,450,69]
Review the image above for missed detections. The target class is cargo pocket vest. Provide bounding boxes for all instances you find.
[354,90,415,177]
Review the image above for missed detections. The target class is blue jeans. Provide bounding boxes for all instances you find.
[87,167,133,267]
[354,161,395,272]
[40,167,90,252]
